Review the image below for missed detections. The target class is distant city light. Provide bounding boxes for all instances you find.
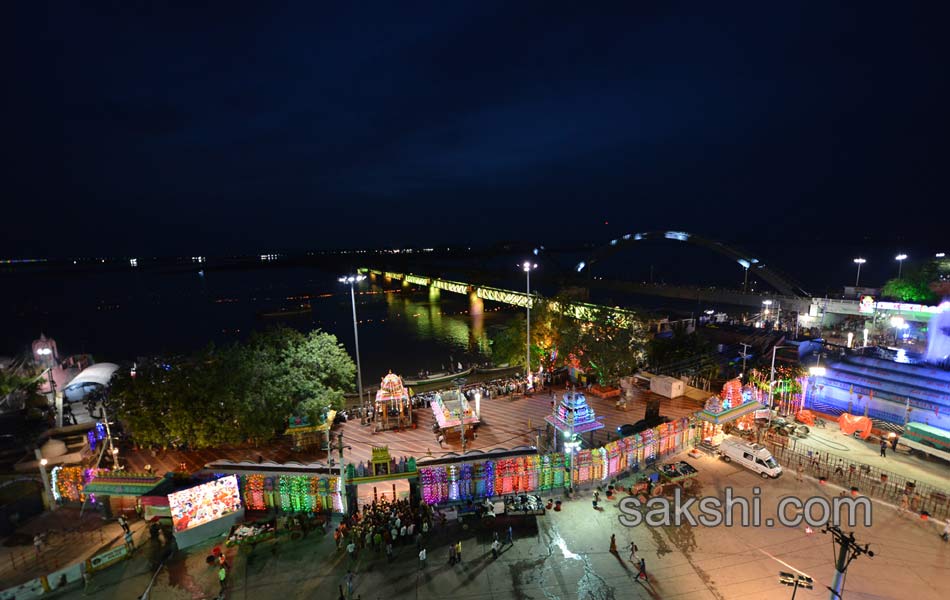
[129,258,138,267]
[937,253,946,258]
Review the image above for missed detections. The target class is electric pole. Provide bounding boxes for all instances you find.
[823,525,873,599]
[739,343,752,377]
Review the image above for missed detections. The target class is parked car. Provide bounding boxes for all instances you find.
[719,436,783,478]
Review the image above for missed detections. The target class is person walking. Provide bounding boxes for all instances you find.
[117,515,130,534]
[386,542,393,562]
[449,543,456,565]
[636,557,648,582]
[941,520,950,542]
[347,539,357,563]
[491,539,501,559]
[218,566,227,593]
[33,534,43,557]
[455,540,463,563]
[506,525,514,545]
[796,461,804,483]
[628,542,639,563]
[880,439,887,458]
[124,530,135,552]
[609,534,617,554]
[345,570,354,598]
[592,490,600,510]
[418,548,427,569]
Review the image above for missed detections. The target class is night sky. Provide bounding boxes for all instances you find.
[8,2,949,259]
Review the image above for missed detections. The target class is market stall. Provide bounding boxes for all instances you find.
[375,372,412,432]
[81,472,168,518]
[504,494,545,516]
[284,410,336,451]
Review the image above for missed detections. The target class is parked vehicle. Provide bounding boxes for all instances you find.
[719,436,783,478]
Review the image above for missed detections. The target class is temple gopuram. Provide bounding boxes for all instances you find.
[375,372,412,432]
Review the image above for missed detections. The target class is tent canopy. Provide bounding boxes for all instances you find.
[63,363,120,390]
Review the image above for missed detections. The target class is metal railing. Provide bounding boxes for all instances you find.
[764,435,950,520]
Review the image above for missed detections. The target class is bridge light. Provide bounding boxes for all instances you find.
[664,231,690,241]
[738,259,751,269]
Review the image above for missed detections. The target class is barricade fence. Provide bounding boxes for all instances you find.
[764,434,950,520]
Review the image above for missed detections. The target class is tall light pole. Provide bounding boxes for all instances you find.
[522,261,537,385]
[895,254,907,279]
[852,258,866,287]
[339,275,367,403]
[762,299,772,329]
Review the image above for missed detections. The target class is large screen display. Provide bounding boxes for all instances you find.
[168,475,242,532]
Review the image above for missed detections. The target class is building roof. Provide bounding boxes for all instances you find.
[63,363,120,389]
[83,473,165,496]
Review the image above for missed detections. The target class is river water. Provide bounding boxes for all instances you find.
[1,266,517,379]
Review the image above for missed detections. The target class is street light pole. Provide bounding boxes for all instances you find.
[852,258,866,287]
[339,275,367,402]
[35,451,55,511]
[522,262,537,385]
[895,254,907,279]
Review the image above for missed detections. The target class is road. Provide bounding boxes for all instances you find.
[63,449,949,600]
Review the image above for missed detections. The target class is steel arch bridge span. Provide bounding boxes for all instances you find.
[575,230,810,298]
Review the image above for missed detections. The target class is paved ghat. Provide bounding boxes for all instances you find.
[67,450,949,600]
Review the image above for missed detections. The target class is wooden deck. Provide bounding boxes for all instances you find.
[119,386,707,475]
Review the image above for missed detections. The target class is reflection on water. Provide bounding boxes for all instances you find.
[382,288,491,356]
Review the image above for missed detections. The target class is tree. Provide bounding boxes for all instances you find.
[108,326,355,449]
[881,263,939,303]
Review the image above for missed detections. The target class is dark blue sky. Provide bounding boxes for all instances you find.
[7,2,949,258]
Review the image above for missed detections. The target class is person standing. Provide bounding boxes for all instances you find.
[455,540,463,563]
[418,548,427,569]
[386,542,393,562]
[491,539,501,559]
[347,539,357,563]
[218,566,227,592]
[880,439,887,458]
[796,461,804,483]
[609,534,617,554]
[592,490,600,510]
[449,543,456,565]
[33,534,43,557]
[117,515,130,533]
[506,525,514,545]
[345,570,354,598]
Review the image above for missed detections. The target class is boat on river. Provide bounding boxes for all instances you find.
[403,368,474,387]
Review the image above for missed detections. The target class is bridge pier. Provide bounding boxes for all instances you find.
[429,286,440,302]
[469,291,484,316]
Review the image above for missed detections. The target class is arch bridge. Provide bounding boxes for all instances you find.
[574,230,810,298]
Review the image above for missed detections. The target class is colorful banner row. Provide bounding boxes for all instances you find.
[238,474,343,513]
[420,418,689,505]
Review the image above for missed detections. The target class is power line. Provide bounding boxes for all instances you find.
[822,525,873,599]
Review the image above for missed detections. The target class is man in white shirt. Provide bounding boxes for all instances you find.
[418,548,427,569]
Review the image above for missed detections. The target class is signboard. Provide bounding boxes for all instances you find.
[859,296,875,314]
[88,545,128,572]
[168,475,242,533]
[754,409,771,420]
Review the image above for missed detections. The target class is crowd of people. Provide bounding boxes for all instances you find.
[333,497,433,562]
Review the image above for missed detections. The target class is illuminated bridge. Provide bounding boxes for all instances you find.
[365,269,647,329]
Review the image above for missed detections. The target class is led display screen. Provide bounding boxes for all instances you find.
[168,475,242,532]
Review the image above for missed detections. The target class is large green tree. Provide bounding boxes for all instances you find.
[881,262,940,303]
[109,326,355,449]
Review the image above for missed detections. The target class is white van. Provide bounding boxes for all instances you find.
[719,437,783,478]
